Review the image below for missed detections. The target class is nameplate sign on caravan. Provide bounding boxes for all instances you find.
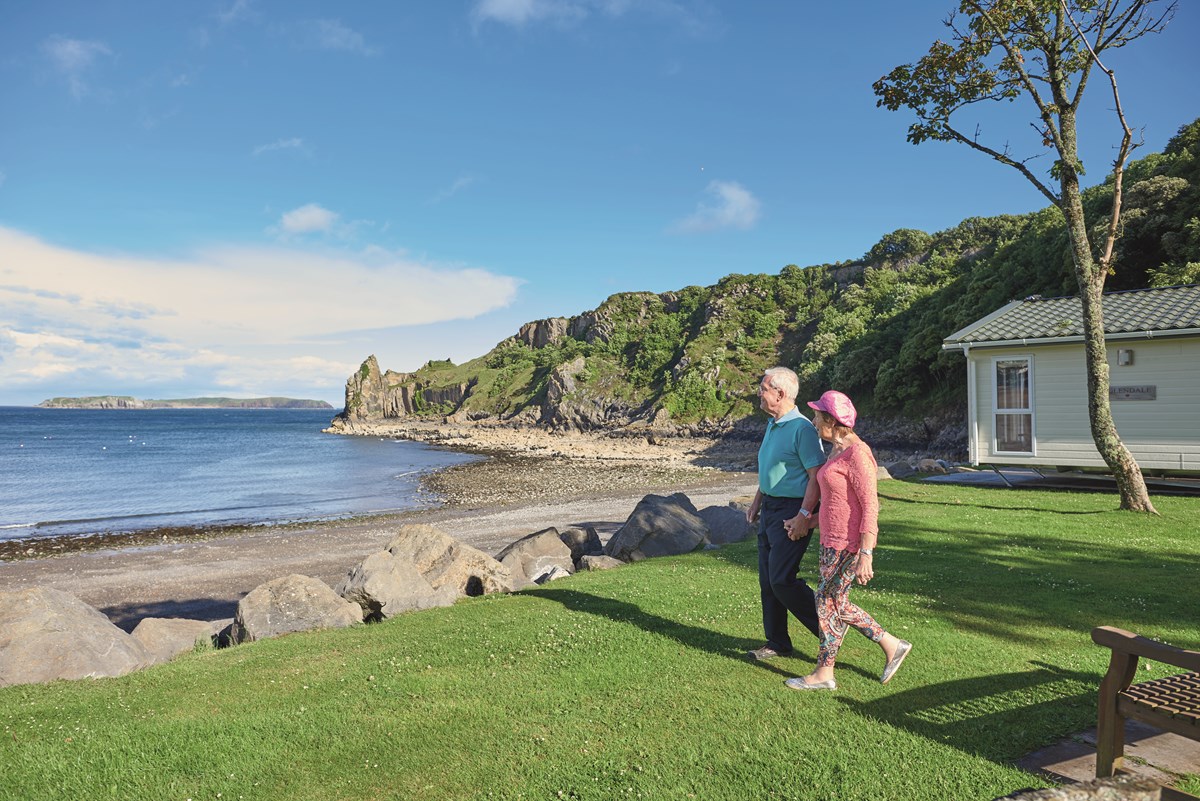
[1109,385,1156,400]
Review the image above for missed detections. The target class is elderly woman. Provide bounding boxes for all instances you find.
[783,390,911,691]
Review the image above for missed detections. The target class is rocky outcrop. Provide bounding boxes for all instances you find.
[335,550,458,621]
[496,528,575,589]
[131,618,217,665]
[604,493,711,562]
[329,355,477,431]
[0,588,150,687]
[383,524,513,597]
[230,574,363,644]
[517,318,569,349]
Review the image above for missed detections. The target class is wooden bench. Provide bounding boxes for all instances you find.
[1092,626,1200,797]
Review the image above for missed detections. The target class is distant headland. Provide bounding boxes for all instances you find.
[38,396,334,410]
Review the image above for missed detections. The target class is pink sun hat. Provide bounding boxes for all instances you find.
[807,390,857,428]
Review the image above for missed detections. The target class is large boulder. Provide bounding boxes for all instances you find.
[384,524,513,596]
[131,618,218,665]
[0,587,150,687]
[697,504,754,546]
[579,555,624,571]
[496,528,576,589]
[604,493,711,562]
[336,550,458,621]
[231,574,362,644]
[558,526,604,566]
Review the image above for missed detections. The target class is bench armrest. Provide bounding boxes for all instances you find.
[1092,626,1200,672]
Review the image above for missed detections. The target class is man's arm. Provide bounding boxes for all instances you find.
[746,489,763,524]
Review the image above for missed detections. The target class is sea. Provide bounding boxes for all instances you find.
[0,406,479,543]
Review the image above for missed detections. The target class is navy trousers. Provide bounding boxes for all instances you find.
[758,495,821,654]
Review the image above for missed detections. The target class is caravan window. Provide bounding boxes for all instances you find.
[994,357,1034,454]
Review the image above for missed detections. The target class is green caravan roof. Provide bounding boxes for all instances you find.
[942,284,1200,350]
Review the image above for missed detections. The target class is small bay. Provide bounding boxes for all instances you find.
[0,407,477,541]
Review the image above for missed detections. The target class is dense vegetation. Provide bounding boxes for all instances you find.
[371,118,1200,425]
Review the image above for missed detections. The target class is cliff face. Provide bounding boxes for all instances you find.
[329,355,476,432]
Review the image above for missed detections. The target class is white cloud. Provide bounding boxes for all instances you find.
[670,180,761,234]
[295,19,378,55]
[0,226,521,402]
[279,203,338,234]
[41,36,113,98]
[254,137,308,157]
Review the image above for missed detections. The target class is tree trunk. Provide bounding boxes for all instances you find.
[1060,188,1158,513]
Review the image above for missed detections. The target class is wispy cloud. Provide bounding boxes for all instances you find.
[430,174,480,204]
[669,180,761,234]
[292,19,379,56]
[0,226,520,400]
[277,203,339,235]
[471,0,716,34]
[253,137,309,157]
[41,36,113,98]
[217,0,256,26]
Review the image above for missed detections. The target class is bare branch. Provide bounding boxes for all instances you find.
[944,122,1061,206]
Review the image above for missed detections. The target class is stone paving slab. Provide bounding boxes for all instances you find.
[1019,720,1200,792]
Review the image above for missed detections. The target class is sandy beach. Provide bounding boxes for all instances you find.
[0,431,759,631]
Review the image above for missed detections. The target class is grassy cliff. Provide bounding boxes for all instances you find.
[340,118,1200,431]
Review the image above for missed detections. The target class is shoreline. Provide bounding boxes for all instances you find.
[0,458,758,630]
[2,424,756,563]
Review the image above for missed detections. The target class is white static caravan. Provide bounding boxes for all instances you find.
[941,284,1200,475]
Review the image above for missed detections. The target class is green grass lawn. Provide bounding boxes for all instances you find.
[2,480,1198,800]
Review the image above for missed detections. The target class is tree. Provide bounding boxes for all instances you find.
[874,0,1176,512]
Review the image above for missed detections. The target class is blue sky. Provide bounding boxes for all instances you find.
[1,1,1196,407]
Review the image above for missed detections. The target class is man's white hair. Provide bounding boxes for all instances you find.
[763,366,799,401]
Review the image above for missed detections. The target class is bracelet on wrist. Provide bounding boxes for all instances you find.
[798,508,811,519]
[859,548,873,556]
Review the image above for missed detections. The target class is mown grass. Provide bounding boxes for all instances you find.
[2,480,1198,800]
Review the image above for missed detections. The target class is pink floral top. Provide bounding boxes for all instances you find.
[816,440,879,552]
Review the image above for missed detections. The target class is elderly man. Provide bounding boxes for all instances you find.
[744,366,825,660]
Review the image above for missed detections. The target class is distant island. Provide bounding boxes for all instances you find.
[38,396,334,410]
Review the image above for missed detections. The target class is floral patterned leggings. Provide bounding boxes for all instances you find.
[816,545,885,668]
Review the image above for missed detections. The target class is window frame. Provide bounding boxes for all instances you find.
[992,354,1036,456]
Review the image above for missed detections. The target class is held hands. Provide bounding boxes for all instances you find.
[781,513,812,541]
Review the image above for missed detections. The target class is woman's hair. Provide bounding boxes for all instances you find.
[763,366,799,401]
[813,408,854,439]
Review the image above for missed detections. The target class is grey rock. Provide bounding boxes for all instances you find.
[130,618,217,665]
[697,504,754,546]
[336,550,458,621]
[231,574,362,644]
[604,492,711,562]
[885,461,916,479]
[496,528,575,589]
[876,464,894,481]
[558,526,603,565]
[0,587,150,687]
[579,555,625,571]
[917,458,949,474]
[385,524,513,597]
[517,317,570,349]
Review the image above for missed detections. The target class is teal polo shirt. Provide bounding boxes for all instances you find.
[757,408,826,498]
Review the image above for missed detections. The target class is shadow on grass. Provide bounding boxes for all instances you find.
[837,660,1098,763]
[534,587,811,678]
[878,487,1109,515]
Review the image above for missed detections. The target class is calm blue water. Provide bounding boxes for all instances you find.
[0,407,478,541]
